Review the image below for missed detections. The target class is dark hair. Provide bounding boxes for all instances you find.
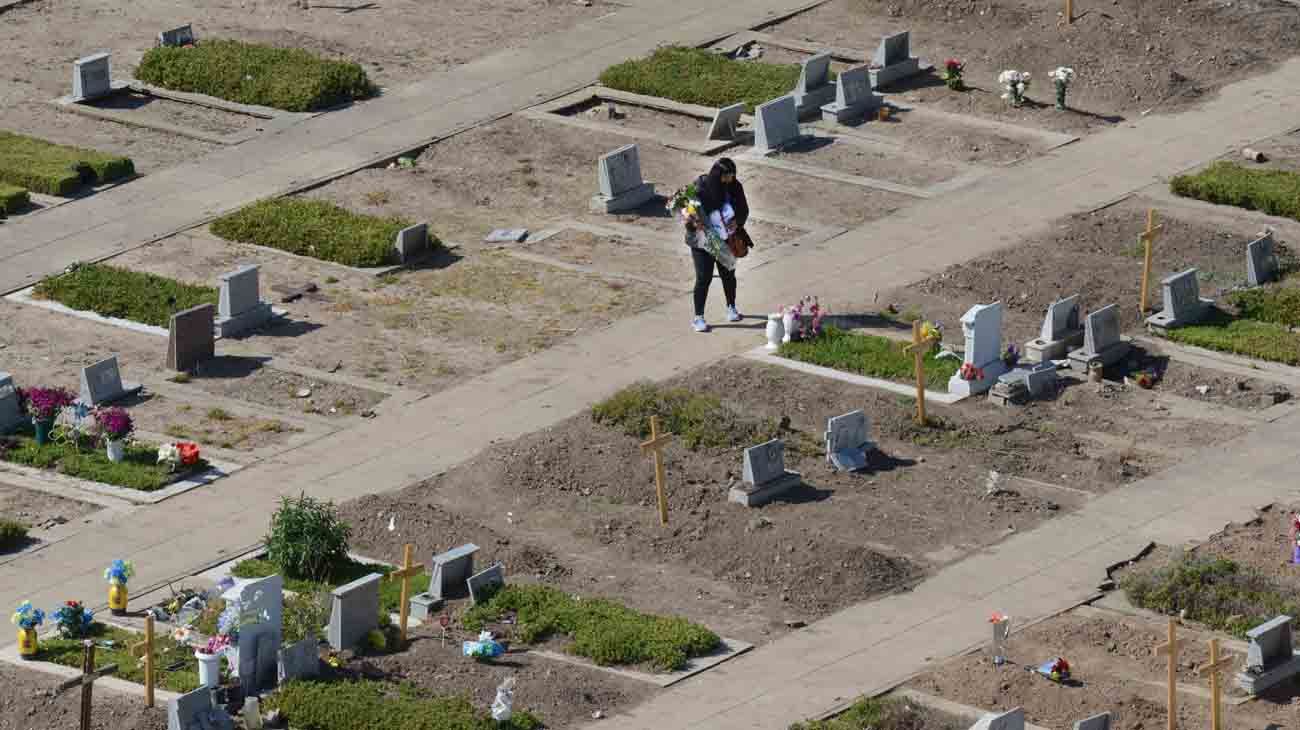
[698,158,738,213]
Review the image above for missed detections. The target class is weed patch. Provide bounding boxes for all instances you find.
[211,198,435,267]
[41,622,198,692]
[1229,287,1300,327]
[462,584,720,671]
[267,679,541,730]
[0,130,134,195]
[33,263,217,328]
[592,381,776,450]
[1122,555,1300,638]
[599,46,804,111]
[136,40,374,112]
[0,183,28,214]
[778,326,961,387]
[1163,310,1300,365]
[1172,162,1300,220]
[0,518,28,551]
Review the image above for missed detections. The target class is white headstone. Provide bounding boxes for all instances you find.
[1247,231,1279,287]
[1041,295,1081,342]
[0,373,22,434]
[707,102,745,141]
[222,575,283,694]
[78,356,141,407]
[467,562,506,604]
[73,53,113,102]
[825,410,873,472]
[753,95,800,153]
[947,302,1009,397]
[429,543,479,600]
[157,24,195,47]
[327,572,383,651]
[744,439,787,486]
[393,222,430,263]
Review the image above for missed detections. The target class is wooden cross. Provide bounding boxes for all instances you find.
[640,416,674,526]
[387,543,425,643]
[129,614,155,708]
[55,641,118,730]
[1196,638,1235,730]
[903,321,940,426]
[1064,0,1073,23]
[1152,617,1185,730]
[1139,209,1165,315]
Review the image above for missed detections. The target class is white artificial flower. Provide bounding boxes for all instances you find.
[1049,66,1075,84]
[157,443,179,465]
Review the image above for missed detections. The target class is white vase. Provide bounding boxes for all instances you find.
[781,310,796,343]
[105,439,125,463]
[196,650,221,688]
[765,314,785,350]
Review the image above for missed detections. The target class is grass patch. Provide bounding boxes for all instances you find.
[0,183,29,214]
[592,381,778,450]
[778,326,961,387]
[1229,287,1300,327]
[136,39,374,113]
[1172,161,1300,220]
[462,584,720,671]
[1122,555,1300,638]
[0,518,29,551]
[0,426,207,491]
[1163,310,1300,365]
[0,130,134,195]
[790,696,966,730]
[41,622,198,693]
[599,46,804,111]
[231,556,429,615]
[32,263,217,328]
[267,679,541,730]
[211,198,435,268]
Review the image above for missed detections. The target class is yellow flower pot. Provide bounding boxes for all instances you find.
[108,583,128,615]
[17,628,38,659]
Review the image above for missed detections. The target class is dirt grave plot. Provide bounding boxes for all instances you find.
[130,394,302,451]
[0,479,100,536]
[521,229,690,288]
[558,97,712,140]
[0,660,166,730]
[771,136,965,188]
[82,91,261,137]
[762,0,1300,135]
[833,108,1051,166]
[604,209,810,246]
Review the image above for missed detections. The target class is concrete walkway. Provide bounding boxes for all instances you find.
[3,13,1300,730]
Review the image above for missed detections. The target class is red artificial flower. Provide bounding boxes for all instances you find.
[945,58,963,71]
[177,442,201,466]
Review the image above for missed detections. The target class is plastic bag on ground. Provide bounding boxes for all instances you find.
[491,676,515,722]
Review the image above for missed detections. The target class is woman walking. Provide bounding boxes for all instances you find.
[684,158,750,332]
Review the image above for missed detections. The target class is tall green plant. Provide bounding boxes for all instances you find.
[265,494,351,581]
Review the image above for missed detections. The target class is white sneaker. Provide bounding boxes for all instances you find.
[726,305,742,322]
[692,316,709,332]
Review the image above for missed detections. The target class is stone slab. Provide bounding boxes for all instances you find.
[753,95,800,153]
[467,561,505,604]
[484,228,529,243]
[870,57,922,90]
[0,373,22,434]
[729,471,802,507]
[277,636,321,682]
[1145,268,1212,331]
[708,102,745,141]
[598,144,646,198]
[215,302,273,338]
[410,592,444,621]
[430,543,479,600]
[1247,231,1279,287]
[327,572,383,651]
[72,52,112,102]
[1236,653,1300,694]
[157,24,194,47]
[590,182,656,213]
[819,65,882,124]
[167,304,215,372]
[793,53,836,116]
[78,356,142,407]
[1073,713,1112,730]
[394,222,431,263]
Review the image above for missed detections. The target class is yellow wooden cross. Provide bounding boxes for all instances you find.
[1139,209,1165,315]
[387,543,425,643]
[129,614,155,708]
[1153,617,1186,730]
[54,641,118,730]
[1196,638,1235,730]
[1065,0,1073,23]
[640,416,674,526]
[903,321,940,426]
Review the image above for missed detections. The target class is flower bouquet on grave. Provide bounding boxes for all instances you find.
[11,600,44,658]
[941,58,965,91]
[998,70,1030,107]
[94,407,134,463]
[1003,343,1020,368]
[959,363,985,382]
[1033,656,1071,683]
[105,559,135,615]
[1048,66,1075,110]
[667,183,736,271]
[21,386,74,445]
[157,441,201,472]
[52,600,95,639]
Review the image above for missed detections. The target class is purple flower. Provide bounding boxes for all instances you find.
[20,387,74,422]
[93,407,134,440]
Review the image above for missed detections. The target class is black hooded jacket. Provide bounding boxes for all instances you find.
[694,158,749,231]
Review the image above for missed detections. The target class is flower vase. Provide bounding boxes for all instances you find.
[1055,82,1067,110]
[17,628,38,659]
[33,419,54,446]
[781,310,796,344]
[108,583,128,615]
[196,650,221,688]
[765,314,785,351]
[106,439,125,463]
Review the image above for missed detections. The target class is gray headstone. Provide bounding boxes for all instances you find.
[168,686,234,730]
[1083,304,1122,355]
[157,24,195,47]
[969,707,1025,730]
[219,266,261,320]
[820,65,881,124]
[1041,295,1081,342]
[1247,231,1279,287]
[796,53,832,95]
[753,95,800,153]
[484,228,529,244]
[598,144,644,198]
[467,562,506,604]
[167,304,215,373]
[327,572,383,651]
[743,439,787,487]
[825,410,873,472]
[277,636,321,683]
[1246,615,1294,670]
[0,373,22,434]
[872,31,911,68]
[1023,364,1059,397]
[78,356,140,407]
[707,102,745,141]
[394,223,430,263]
[73,52,112,102]
[224,575,283,694]
[429,543,479,600]
[1073,713,1112,730]
[1147,268,1210,329]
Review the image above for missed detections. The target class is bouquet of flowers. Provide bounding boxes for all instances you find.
[667,183,736,271]
[1048,66,1075,109]
[105,559,135,586]
[998,70,1030,107]
[21,386,74,423]
[52,600,94,638]
[941,58,965,90]
[216,602,242,641]
[1003,343,1020,367]
[157,441,201,471]
[960,363,985,382]
[202,633,232,656]
[919,320,943,345]
[11,601,45,630]
[94,407,134,443]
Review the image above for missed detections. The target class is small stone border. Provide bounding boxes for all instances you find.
[186,227,448,279]
[742,345,967,403]
[0,457,241,505]
[522,86,743,156]
[530,636,753,688]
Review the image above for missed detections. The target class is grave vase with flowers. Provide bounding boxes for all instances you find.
[23,386,73,446]
[95,407,133,463]
[11,601,44,659]
[105,559,134,615]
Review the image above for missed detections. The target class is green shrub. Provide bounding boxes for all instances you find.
[592,381,775,450]
[211,198,432,267]
[283,590,329,645]
[462,584,720,671]
[778,326,961,386]
[1121,555,1300,638]
[32,263,217,328]
[0,518,29,551]
[1164,311,1300,365]
[599,46,803,111]
[0,130,133,195]
[0,183,28,214]
[790,696,965,730]
[265,494,352,582]
[136,40,374,112]
[267,679,542,730]
[1171,162,1300,220]
[1229,287,1300,327]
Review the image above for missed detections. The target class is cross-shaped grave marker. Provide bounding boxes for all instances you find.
[129,614,156,708]
[640,415,674,526]
[54,641,118,730]
[903,320,941,425]
[1196,638,1236,730]
[1139,209,1165,315]
[387,543,425,643]
[1152,617,1185,730]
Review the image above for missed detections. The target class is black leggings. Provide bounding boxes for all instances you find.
[691,246,737,317]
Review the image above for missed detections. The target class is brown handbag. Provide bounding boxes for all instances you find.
[727,227,752,259]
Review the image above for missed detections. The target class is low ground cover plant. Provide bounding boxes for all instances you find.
[42,622,199,692]
[267,679,542,730]
[0,131,133,195]
[599,46,804,111]
[1171,162,1300,221]
[0,428,206,491]
[211,198,433,268]
[592,381,778,450]
[0,183,28,214]
[778,326,960,386]
[1122,555,1300,638]
[33,263,217,327]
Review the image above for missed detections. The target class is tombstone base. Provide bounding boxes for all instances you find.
[1023,330,1083,364]
[869,58,923,90]
[1144,299,1214,334]
[988,380,1028,407]
[216,302,274,338]
[829,444,874,472]
[947,359,1009,398]
[793,86,836,118]
[820,94,884,125]
[75,381,142,409]
[410,592,444,622]
[728,471,802,507]
[1235,653,1300,695]
[590,183,656,214]
[1067,339,1132,370]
